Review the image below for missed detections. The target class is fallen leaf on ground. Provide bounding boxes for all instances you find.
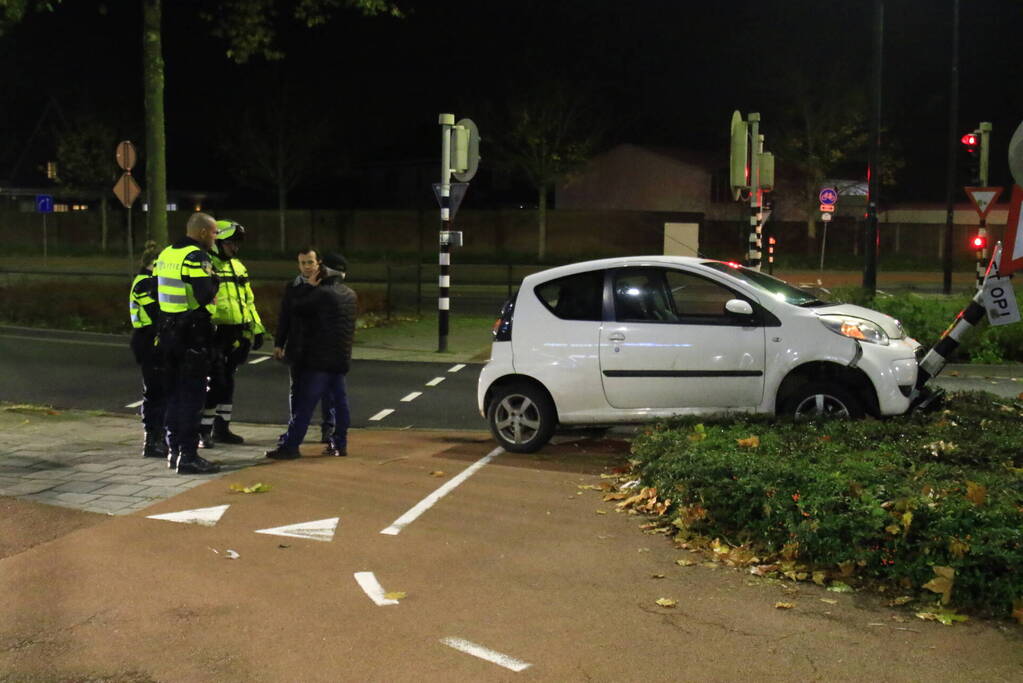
[651,574,666,579]
[827,581,854,593]
[655,598,677,608]
[675,559,697,567]
[922,566,955,605]
[916,609,968,626]
[384,591,407,600]
[225,549,239,560]
[889,596,914,606]
[429,471,446,477]
[749,564,779,576]
[774,602,796,610]
[819,599,838,605]
[595,509,607,515]
[229,482,271,494]
[736,435,760,448]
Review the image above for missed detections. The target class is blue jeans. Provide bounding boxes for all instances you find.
[281,371,349,451]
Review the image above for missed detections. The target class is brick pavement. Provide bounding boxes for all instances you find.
[0,405,281,516]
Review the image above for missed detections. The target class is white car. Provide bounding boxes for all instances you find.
[477,256,923,452]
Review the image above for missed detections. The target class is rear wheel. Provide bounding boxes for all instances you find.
[783,382,864,420]
[487,382,556,453]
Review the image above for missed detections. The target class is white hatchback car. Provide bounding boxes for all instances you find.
[477,256,923,452]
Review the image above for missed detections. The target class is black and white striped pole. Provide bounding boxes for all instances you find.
[434,114,480,353]
[746,114,762,270]
[911,241,1003,405]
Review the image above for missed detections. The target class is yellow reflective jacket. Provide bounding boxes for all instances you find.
[210,252,265,335]
[129,271,157,328]
[153,240,217,316]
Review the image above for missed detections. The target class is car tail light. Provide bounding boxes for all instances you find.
[493,298,515,342]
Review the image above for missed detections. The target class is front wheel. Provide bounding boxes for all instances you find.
[487,382,557,453]
[782,382,864,420]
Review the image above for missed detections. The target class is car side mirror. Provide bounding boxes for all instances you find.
[725,299,754,316]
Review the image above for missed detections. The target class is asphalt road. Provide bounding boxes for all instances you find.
[0,326,486,431]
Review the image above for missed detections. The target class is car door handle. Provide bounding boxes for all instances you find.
[609,333,626,342]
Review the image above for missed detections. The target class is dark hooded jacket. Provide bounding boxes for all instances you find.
[286,267,357,373]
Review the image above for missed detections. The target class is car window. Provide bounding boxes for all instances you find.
[665,270,736,318]
[534,270,604,321]
[612,269,677,322]
[702,261,820,306]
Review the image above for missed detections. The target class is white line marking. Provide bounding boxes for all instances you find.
[125,400,144,409]
[248,355,271,365]
[369,408,395,421]
[400,392,422,402]
[447,363,467,373]
[425,376,446,386]
[354,572,400,606]
[147,504,230,527]
[380,446,503,535]
[254,517,339,542]
[440,637,531,672]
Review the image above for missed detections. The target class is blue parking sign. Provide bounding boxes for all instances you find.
[36,195,54,213]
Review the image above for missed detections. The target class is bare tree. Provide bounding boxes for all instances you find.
[55,118,117,251]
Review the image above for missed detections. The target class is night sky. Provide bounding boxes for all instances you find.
[2,0,1021,206]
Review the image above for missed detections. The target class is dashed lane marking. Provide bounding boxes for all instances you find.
[447,363,466,373]
[146,504,230,527]
[369,408,395,421]
[254,517,339,542]
[380,446,503,535]
[425,376,446,386]
[354,572,400,606]
[125,400,144,409]
[248,355,271,365]
[440,637,531,672]
[400,392,422,402]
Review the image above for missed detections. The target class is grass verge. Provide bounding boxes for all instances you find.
[620,392,1023,620]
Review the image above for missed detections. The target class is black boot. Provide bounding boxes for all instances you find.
[264,445,301,460]
[176,453,221,475]
[142,431,166,458]
[167,449,179,470]
[320,424,335,444]
[214,416,244,445]
[198,424,215,449]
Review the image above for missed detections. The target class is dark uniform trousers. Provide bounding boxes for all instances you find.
[130,327,165,435]
[206,323,252,412]
[161,313,214,456]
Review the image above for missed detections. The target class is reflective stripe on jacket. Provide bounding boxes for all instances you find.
[153,242,217,315]
[129,272,157,328]
[210,253,265,333]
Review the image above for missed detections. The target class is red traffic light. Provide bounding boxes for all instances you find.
[961,132,978,146]
[971,234,988,250]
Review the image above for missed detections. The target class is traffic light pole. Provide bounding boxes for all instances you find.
[746,114,762,271]
[438,114,454,353]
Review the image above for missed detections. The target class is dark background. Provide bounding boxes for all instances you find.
[2,0,1020,208]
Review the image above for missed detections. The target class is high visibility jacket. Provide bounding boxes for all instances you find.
[210,252,265,334]
[129,271,158,328]
[153,239,218,316]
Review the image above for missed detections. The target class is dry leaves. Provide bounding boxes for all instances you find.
[229,482,271,494]
[922,566,955,605]
[774,602,796,610]
[736,435,760,448]
[655,598,677,608]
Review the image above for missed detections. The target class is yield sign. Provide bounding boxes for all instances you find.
[998,184,1023,275]
[964,186,1003,220]
[146,504,230,527]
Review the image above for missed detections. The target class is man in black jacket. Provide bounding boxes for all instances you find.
[266,252,356,459]
[273,247,336,442]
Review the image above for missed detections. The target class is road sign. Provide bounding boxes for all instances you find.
[113,173,141,208]
[964,186,1002,219]
[116,140,137,171]
[983,276,1020,326]
[35,195,54,213]
[999,184,1023,275]
[820,203,835,213]
[821,212,832,222]
[818,188,838,205]
[452,118,480,182]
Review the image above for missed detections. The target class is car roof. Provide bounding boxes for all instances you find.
[522,255,723,285]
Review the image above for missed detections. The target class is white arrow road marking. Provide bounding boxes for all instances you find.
[146,504,230,527]
[369,408,395,421]
[425,376,445,386]
[254,517,339,542]
[440,637,531,672]
[447,363,466,373]
[125,400,144,409]
[380,446,503,535]
[248,355,271,365]
[354,572,400,606]
[400,392,422,402]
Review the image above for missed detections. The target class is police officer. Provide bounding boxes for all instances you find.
[154,212,221,475]
[129,240,166,459]
[199,219,265,447]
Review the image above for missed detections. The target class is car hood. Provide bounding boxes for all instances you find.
[812,303,907,339]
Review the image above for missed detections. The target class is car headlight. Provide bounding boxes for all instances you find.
[819,315,890,345]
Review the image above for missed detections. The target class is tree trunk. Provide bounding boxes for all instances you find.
[537,184,548,261]
[100,195,108,252]
[142,0,167,245]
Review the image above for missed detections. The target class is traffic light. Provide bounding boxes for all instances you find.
[971,233,988,250]
[961,129,981,185]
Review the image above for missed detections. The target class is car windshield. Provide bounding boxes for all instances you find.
[702,261,826,307]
